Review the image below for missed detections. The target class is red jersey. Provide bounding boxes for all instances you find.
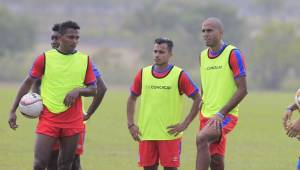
[130,64,199,97]
[208,44,247,79]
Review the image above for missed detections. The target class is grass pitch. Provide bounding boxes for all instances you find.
[0,84,298,170]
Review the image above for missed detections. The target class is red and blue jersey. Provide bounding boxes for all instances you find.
[30,53,96,85]
[208,44,247,79]
[131,64,199,97]
[92,64,101,79]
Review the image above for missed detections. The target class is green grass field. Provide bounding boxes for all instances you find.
[0,84,299,170]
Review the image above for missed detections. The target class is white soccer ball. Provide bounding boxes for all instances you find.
[19,93,43,119]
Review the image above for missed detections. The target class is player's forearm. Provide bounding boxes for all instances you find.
[86,78,107,116]
[127,95,137,125]
[31,80,41,94]
[86,96,103,116]
[77,84,97,97]
[287,103,298,112]
[182,93,201,125]
[10,76,35,113]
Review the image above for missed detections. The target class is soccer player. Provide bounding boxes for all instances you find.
[196,17,248,170]
[31,23,60,94]
[32,23,107,170]
[47,66,105,170]
[283,102,300,137]
[8,20,97,170]
[50,23,60,49]
[127,37,201,170]
[283,101,300,170]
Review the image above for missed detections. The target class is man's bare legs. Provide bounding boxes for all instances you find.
[57,134,79,170]
[34,134,57,170]
[144,165,158,170]
[47,150,59,170]
[196,122,221,170]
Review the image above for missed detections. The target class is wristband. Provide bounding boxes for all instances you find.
[287,107,293,112]
[216,112,225,119]
[128,123,135,129]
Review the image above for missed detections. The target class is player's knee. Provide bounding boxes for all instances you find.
[211,156,222,165]
[58,158,74,170]
[210,154,224,169]
[196,133,208,148]
[71,155,81,170]
[58,163,72,170]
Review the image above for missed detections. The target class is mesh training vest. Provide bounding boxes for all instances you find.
[200,45,239,117]
[41,49,88,113]
[138,65,184,140]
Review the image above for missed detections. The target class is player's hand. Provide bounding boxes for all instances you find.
[64,89,79,107]
[167,122,188,136]
[286,118,300,137]
[207,114,223,131]
[282,109,293,130]
[8,112,18,130]
[128,124,141,142]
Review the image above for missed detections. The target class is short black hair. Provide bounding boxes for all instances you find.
[58,20,80,35]
[52,23,60,32]
[154,37,173,52]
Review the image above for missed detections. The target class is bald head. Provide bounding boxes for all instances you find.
[202,17,224,33]
[201,17,224,48]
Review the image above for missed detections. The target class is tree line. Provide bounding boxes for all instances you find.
[1,0,300,90]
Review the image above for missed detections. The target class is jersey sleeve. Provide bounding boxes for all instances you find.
[92,63,101,78]
[178,71,199,97]
[130,69,142,96]
[84,57,96,85]
[29,54,45,79]
[229,49,247,79]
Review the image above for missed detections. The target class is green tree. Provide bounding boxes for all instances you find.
[123,0,247,69]
[250,21,300,89]
[251,0,284,18]
[0,7,36,57]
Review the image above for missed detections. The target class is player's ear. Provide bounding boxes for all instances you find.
[56,34,63,43]
[57,33,62,39]
[168,49,172,56]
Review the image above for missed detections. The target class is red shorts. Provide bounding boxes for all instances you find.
[200,113,238,156]
[52,125,86,155]
[36,122,82,138]
[138,138,181,168]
